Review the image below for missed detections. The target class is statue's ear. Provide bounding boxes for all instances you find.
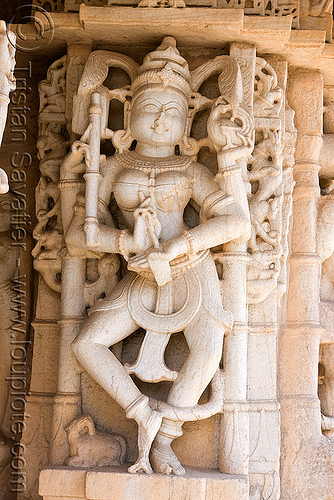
[113,129,134,153]
[178,134,199,156]
[178,92,212,157]
[112,100,134,153]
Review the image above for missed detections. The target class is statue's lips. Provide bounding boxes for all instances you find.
[150,125,170,135]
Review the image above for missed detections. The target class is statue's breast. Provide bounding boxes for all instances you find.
[114,168,192,213]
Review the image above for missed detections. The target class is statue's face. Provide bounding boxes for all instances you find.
[130,89,187,149]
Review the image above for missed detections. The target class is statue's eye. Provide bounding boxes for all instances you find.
[165,106,180,116]
[142,104,159,112]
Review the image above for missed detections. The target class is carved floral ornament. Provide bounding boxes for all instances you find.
[33,37,295,474]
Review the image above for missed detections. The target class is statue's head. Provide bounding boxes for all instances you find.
[130,37,192,149]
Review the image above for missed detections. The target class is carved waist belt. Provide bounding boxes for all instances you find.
[135,249,210,281]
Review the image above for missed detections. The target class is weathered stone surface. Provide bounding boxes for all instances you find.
[0,4,333,500]
[39,466,248,500]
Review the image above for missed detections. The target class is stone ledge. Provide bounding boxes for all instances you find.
[39,466,249,500]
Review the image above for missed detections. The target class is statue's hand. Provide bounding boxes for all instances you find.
[127,251,151,273]
[148,237,189,263]
[127,198,161,254]
[127,237,188,282]
[84,218,100,248]
[62,141,105,175]
[207,98,231,152]
[127,239,182,274]
[207,98,253,166]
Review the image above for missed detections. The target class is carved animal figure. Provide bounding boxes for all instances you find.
[66,415,126,467]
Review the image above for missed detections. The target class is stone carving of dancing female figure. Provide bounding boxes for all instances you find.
[64,37,251,475]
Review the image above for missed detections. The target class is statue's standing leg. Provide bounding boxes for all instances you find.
[71,300,162,474]
[151,309,225,475]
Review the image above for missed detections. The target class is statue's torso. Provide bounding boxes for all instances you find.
[113,152,194,240]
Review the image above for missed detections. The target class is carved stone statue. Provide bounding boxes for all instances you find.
[61,37,252,475]
[0,21,15,193]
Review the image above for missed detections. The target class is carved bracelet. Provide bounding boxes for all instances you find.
[116,229,130,259]
[182,230,197,255]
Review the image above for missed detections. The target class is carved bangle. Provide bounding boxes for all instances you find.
[182,230,197,255]
[125,395,149,420]
[58,179,84,190]
[216,165,241,178]
[73,204,85,215]
[116,229,130,259]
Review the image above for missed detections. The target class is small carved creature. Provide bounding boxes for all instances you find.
[66,415,127,467]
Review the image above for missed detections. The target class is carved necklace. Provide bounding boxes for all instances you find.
[115,150,194,174]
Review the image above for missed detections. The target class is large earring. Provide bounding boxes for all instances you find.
[179,134,199,156]
[178,92,212,156]
[112,100,135,153]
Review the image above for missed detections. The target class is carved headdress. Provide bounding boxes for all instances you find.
[131,37,193,99]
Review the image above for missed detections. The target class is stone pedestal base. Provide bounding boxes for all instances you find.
[39,466,249,500]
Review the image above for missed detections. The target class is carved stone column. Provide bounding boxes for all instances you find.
[218,43,256,478]
[247,55,288,500]
[280,68,334,499]
[49,43,92,465]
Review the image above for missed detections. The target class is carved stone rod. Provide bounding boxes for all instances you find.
[84,92,102,248]
[279,69,325,498]
[218,43,255,476]
[49,44,92,464]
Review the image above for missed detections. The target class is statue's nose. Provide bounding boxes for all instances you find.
[151,105,168,134]
[154,106,166,125]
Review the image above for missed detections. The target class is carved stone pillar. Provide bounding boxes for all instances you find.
[49,43,92,465]
[247,55,288,500]
[283,68,322,435]
[280,68,334,499]
[218,42,256,479]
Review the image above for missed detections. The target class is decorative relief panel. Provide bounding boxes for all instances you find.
[246,57,295,305]
[32,38,295,483]
[33,55,67,292]
[57,0,302,27]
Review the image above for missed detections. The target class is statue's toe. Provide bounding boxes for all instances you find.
[128,457,153,474]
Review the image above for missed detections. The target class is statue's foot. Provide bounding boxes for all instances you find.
[151,442,185,476]
[128,456,153,474]
[128,407,162,475]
